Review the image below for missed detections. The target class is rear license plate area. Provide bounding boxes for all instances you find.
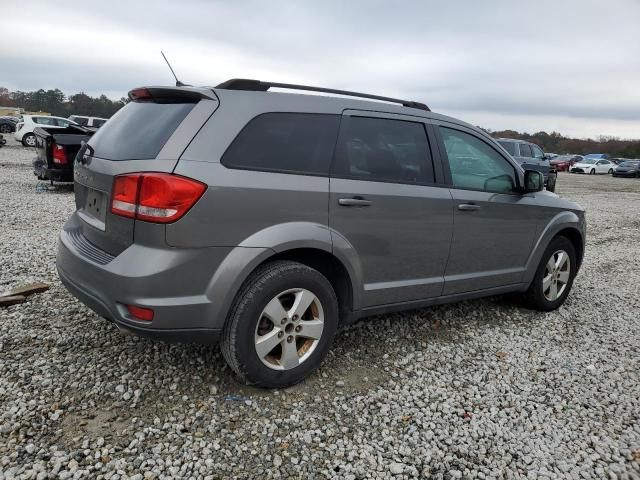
[80,188,108,230]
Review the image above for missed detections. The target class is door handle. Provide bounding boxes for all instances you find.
[458,203,480,211]
[339,197,372,207]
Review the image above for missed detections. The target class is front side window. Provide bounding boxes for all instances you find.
[71,116,89,126]
[332,116,435,184]
[55,119,71,127]
[222,113,340,175]
[531,145,545,159]
[440,127,517,193]
[518,143,533,157]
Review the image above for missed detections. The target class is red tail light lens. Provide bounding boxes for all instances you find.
[52,143,68,165]
[126,304,154,321]
[111,173,206,223]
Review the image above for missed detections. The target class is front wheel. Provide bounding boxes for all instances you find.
[523,236,577,311]
[22,133,36,147]
[546,173,557,192]
[590,169,596,175]
[221,260,339,388]
[608,168,613,174]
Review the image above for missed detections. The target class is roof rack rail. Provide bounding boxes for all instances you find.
[215,78,430,111]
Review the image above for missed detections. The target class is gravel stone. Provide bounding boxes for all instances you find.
[1,144,639,478]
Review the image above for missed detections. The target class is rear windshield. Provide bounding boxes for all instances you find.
[88,101,195,160]
[497,141,516,155]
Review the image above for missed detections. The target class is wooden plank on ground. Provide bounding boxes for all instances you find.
[4,282,49,298]
[0,295,26,307]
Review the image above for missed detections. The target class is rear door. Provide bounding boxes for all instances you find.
[530,144,550,178]
[73,88,218,256]
[515,143,538,172]
[329,111,453,307]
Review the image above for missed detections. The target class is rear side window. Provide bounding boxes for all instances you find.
[498,141,516,156]
[519,143,533,157]
[34,117,56,125]
[89,101,195,160]
[222,113,340,175]
[93,119,107,128]
[332,116,435,184]
[71,116,88,126]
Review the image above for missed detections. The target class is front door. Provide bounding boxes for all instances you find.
[329,112,453,307]
[436,126,540,295]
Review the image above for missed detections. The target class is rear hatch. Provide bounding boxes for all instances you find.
[73,87,219,256]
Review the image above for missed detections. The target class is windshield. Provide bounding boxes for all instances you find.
[620,161,639,167]
[584,154,605,160]
[581,159,597,164]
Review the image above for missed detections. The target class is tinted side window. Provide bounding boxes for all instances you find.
[498,141,516,156]
[222,113,340,175]
[55,119,71,127]
[332,116,434,184]
[71,116,89,126]
[519,143,533,157]
[34,117,55,125]
[440,127,516,193]
[89,101,195,161]
[93,119,107,127]
[531,145,544,159]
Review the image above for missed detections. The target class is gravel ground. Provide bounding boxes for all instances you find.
[1,142,639,479]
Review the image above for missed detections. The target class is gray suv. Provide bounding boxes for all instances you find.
[57,79,586,388]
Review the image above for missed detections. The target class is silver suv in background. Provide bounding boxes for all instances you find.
[497,138,557,192]
[57,80,586,388]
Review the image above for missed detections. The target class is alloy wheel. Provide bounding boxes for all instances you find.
[254,288,324,370]
[24,135,36,147]
[542,250,571,301]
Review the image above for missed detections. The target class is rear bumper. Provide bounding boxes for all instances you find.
[612,171,638,177]
[33,159,73,182]
[56,214,236,343]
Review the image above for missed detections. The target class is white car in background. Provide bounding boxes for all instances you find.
[68,115,108,129]
[14,115,78,147]
[570,158,616,175]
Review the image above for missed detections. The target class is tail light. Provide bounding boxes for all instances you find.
[111,173,206,223]
[52,143,67,165]
[126,304,154,321]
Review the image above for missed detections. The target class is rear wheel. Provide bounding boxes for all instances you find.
[0,124,12,134]
[22,133,36,147]
[221,260,339,388]
[523,236,576,311]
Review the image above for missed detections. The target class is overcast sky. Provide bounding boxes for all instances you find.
[2,0,639,139]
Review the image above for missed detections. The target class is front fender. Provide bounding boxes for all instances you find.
[523,211,585,286]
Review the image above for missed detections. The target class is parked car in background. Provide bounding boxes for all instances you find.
[570,158,616,174]
[33,124,94,183]
[582,153,611,161]
[68,115,108,131]
[15,115,78,147]
[57,80,586,388]
[0,116,19,134]
[612,160,640,178]
[496,138,557,191]
[551,155,582,172]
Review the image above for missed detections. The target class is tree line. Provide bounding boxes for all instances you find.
[0,87,127,119]
[488,129,640,159]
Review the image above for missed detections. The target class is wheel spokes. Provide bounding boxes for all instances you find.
[255,329,282,359]
[289,289,316,319]
[280,340,300,369]
[262,296,288,322]
[298,319,323,340]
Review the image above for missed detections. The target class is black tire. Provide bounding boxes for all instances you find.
[22,133,36,147]
[221,260,339,388]
[589,169,595,175]
[0,124,12,134]
[546,173,557,192]
[608,168,613,174]
[523,236,577,311]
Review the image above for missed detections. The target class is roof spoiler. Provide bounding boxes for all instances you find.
[215,78,430,111]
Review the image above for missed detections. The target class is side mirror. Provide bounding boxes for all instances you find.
[523,170,544,193]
